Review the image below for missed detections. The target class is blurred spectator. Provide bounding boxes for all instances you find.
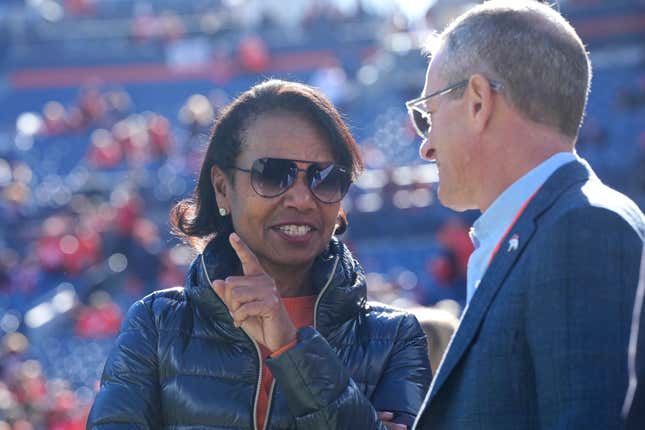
[0,333,28,382]
[147,114,173,158]
[309,66,354,107]
[36,214,101,276]
[435,217,473,280]
[423,217,472,303]
[42,102,67,136]
[158,248,187,289]
[0,333,91,429]
[409,306,459,374]
[75,291,123,339]
[36,215,72,274]
[64,0,96,17]
[77,83,107,128]
[577,117,608,149]
[427,250,459,287]
[238,35,270,73]
[617,79,645,110]
[159,11,186,43]
[87,129,123,169]
[130,6,186,44]
[102,89,133,124]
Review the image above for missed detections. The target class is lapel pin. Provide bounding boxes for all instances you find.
[507,234,519,252]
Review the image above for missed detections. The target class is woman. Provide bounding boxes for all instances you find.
[87,80,431,430]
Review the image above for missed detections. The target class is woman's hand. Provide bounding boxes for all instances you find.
[378,412,407,430]
[211,233,298,353]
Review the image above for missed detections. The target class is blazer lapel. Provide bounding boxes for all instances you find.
[423,159,592,406]
[425,211,538,404]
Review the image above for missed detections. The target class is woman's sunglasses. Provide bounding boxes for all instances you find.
[227,157,352,203]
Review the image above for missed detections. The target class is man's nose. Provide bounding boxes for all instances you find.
[419,139,436,161]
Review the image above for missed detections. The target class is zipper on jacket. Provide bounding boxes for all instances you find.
[313,255,340,330]
[201,254,265,430]
[249,336,264,430]
[261,254,338,429]
[202,252,339,430]
[262,380,276,430]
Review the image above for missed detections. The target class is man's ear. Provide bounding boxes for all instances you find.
[466,74,495,133]
[211,165,230,211]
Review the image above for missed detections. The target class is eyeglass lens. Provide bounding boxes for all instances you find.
[250,158,350,203]
[411,108,430,139]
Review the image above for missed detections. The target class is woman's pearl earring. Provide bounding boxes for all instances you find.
[219,208,227,216]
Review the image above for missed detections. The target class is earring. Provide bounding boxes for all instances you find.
[219,208,227,216]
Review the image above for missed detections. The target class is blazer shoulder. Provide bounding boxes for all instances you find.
[524,197,645,287]
[542,177,644,239]
[538,205,643,248]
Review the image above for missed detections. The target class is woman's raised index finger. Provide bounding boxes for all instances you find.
[229,232,264,275]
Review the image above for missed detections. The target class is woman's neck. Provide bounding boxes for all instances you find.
[262,262,315,298]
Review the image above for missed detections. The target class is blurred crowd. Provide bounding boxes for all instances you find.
[0,332,89,429]
[0,0,644,428]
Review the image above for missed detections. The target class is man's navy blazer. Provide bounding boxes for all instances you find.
[414,159,645,429]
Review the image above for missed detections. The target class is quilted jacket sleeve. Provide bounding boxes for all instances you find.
[86,298,161,430]
[369,314,432,427]
[266,321,431,430]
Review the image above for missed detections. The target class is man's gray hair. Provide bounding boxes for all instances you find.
[425,0,591,138]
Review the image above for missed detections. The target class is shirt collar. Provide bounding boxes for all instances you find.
[470,152,578,246]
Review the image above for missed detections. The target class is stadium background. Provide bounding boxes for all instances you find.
[0,0,643,427]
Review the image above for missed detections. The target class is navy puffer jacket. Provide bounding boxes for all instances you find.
[87,235,431,429]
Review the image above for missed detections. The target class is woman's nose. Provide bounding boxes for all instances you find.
[284,172,316,208]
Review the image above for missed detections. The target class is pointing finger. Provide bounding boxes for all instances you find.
[378,412,394,421]
[229,232,264,276]
[212,279,225,299]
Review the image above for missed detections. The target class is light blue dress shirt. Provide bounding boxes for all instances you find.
[466,152,578,303]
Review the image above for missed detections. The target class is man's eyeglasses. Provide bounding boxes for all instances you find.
[405,79,504,140]
[227,157,352,204]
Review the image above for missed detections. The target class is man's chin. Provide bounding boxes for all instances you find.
[438,189,474,212]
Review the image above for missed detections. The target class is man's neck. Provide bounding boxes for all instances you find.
[477,130,574,213]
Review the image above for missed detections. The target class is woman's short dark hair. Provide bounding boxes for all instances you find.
[170,79,363,251]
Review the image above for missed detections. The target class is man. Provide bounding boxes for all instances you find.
[406,1,645,428]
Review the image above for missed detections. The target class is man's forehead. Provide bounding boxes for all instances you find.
[423,52,448,94]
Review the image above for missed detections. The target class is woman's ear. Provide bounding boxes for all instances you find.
[211,165,230,211]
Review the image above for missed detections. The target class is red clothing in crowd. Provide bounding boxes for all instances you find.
[75,302,123,339]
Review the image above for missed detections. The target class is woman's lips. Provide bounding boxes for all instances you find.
[271,224,315,244]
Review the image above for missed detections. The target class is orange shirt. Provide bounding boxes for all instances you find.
[256,295,316,430]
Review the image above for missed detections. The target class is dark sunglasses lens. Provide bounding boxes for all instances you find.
[411,108,429,139]
[309,164,351,203]
[251,158,296,197]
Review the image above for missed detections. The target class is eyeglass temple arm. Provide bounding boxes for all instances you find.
[227,166,252,173]
[406,79,503,107]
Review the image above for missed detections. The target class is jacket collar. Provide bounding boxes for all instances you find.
[184,234,366,339]
[421,159,593,408]
[311,238,367,335]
